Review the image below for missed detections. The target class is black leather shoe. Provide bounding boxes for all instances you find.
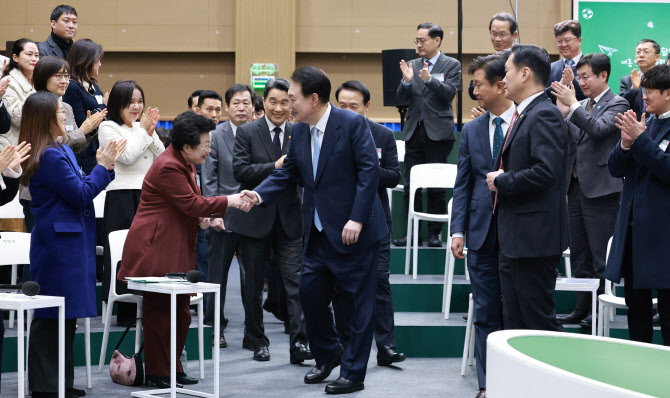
[392,236,423,247]
[290,342,315,364]
[145,375,182,388]
[213,331,227,348]
[325,377,364,394]
[253,346,271,361]
[654,313,661,326]
[304,345,344,384]
[427,234,442,247]
[475,388,486,398]
[377,345,406,366]
[242,336,254,350]
[557,310,588,324]
[67,387,86,397]
[176,372,198,385]
[579,315,593,329]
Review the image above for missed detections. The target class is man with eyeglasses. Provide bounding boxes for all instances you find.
[392,22,462,249]
[550,53,629,328]
[620,39,662,121]
[545,20,586,104]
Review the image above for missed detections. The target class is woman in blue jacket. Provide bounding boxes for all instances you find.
[18,91,125,398]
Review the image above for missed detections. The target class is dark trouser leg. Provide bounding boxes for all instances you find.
[264,251,289,323]
[467,221,501,389]
[142,293,191,376]
[621,228,654,343]
[28,318,77,392]
[656,289,670,346]
[567,178,591,313]
[20,199,34,282]
[239,235,271,348]
[272,226,307,347]
[195,228,209,319]
[205,230,244,328]
[374,234,395,348]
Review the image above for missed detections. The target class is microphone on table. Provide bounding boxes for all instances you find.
[0,281,40,296]
[165,271,202,283]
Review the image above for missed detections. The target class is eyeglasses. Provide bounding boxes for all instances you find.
[490,32,511,39]
[641,88,660,96]
[52,73,70,81]
[198,143,212,151]
[556,37,579,46]
[414,38,431,45]
[636,49,656,56]
[576,73,595,82]
[56,110,67,115]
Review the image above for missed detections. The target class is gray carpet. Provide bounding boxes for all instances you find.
[1,259,480,397]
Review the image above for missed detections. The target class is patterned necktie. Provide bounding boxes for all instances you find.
[566,59,575,68]
[272,126,282,160]
[586,98,596,114]
[492,117,504,161]
[311,127,323,231]
[493,109,519,213]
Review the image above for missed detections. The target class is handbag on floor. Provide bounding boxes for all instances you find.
[109,320,144,386]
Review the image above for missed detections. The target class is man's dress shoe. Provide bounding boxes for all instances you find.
[325,377,364,394]
[253,346,271,361]
[290,342,315,364]
[427,234,442,247]
[377,345,406,366]
[304,345,343,384]
[556,310,588,324]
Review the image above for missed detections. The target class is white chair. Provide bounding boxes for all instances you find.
[460,293,476,376]
[562,248,572,278]
[597,237,657,337]
[404,163,458,279]
[93,192,108,322]
[443,198,468,319]
[0,193,24,219]
[0,231,29,329]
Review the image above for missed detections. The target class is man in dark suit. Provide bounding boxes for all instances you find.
[230,78,312,363]
[37,5,78,59]
[201,84,254,348]
[550,53,629,328]
[487,44,568,331]
[452,53,513,398]
[620,39,662,121]
[606,65,670,345]
[244,66,388,394]
[544,20,586,104]
[335,80,405,367]
[392,22,461,248]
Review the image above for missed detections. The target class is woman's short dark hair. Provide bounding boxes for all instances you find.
[171,111,215,151]
[33,56,71,92]
[640,65,670,92]
[2,38,37,79]
[107,80,146,125]
[290,66,331,104]
[67,38,104,87]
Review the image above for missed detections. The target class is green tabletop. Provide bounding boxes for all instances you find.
[509,336,670,397]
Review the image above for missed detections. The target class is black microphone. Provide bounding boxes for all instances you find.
[186,270,202,283]
[0,281,40,296]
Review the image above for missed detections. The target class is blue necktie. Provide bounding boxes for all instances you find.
[311,127,323,231]
[492,117,504,160]
[566,59,575,68]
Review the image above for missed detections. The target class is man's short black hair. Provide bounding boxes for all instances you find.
[553,20,581,38]
[188,90,203,108]
[489,12,518,34]
[170,111,216,151]
[252,94,264,112]
[638,39,661,55]
[576,53,611,82]
[224,84,254,106]
[51,5,77,22]
[417,23,444,44]
[196,90,222,108]
[640,64,670,92]
[335,80,371,105]
[263,78,290,99]
[468,53,508,85]
[510,44,551,87]
[290,66,331,104]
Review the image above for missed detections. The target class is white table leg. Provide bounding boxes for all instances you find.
[17,309,24,398]
[591,289,597,336]
[171,293,176,398]
[59,305,65,398]
[213,289,220,397]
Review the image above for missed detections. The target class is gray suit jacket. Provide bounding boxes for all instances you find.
[202,120,241,227]
[565,89,629,198]
[396,52,461,142]
[37,35,65,59]
[230,117,303,239]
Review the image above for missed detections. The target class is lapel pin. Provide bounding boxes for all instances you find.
[597,105,602,109]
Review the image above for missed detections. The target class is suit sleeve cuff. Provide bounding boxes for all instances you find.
[254,191,263,204]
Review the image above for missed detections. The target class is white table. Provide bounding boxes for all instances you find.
[0,293,65,398]
[127,280,220,398]
[555,277,600,336]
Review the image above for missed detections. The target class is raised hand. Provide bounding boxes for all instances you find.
[8,141,30,172]
[0,145,15,174]
[80,109,108,135]
[419,61,431,82]
[615,110,646,147]
[96,139,128,170]
[102,91,110,106]
[470,106,486,119]
[140,107,153,134]
[631,69,641,90]
[560,66,575,85]
[399,60,414,83]
[0,78,10,98]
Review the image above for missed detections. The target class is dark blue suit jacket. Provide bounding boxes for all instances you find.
[605,117,670,288]
[450,113,495,251]
[367,119,401,233]
[0,102,10,135]
[545,59,586,104]
[255,105,388,255]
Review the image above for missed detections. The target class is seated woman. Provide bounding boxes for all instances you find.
[117,111,250,388]
[20,91,125,398]
[98,79,162,326]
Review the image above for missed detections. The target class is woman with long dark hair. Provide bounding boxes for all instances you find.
[63,38,107,174]
[19,91,126,398]
[98,79,162,326]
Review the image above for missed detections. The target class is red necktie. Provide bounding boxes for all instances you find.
[493,109,519,213]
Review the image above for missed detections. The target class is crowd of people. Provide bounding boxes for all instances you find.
[1,4,670,398]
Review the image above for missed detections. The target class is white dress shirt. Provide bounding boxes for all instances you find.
[567,88,610,121]
[230,121,238,137]
[488,104,516,157]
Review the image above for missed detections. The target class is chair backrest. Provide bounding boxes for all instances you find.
[93,191,106,218]
[0,194,25,219]
[0,232,31,265]
[395,140,405,162]
[108,229,129,297]
[408,163,458,210]
[605,236,614,295]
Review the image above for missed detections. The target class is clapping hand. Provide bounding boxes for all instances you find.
[550,81,577,117]
[140,107,160,136]
[419,61,431,82]
[8,141,30,173]
[615,110,646,148]
[560,66,575,86]
[399,60,414,83]
[470,106,486,119]
[80,109,108,135]
[96,139,128,170]
[0,145,15,174]
[631,69,641,90]
[0,77,10,98]
[102,91,110,106]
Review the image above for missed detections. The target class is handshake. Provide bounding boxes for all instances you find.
[227,190,261,212]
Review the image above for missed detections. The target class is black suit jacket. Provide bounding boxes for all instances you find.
[367,119,401,232]
[545,59,586,104]
[619,75,645,121]
[494,93,569,258]
[231,117,303,239]
[0,174,19,206]
[565,89,628,198]
[396,52,461,141]
[0,103,10,135]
